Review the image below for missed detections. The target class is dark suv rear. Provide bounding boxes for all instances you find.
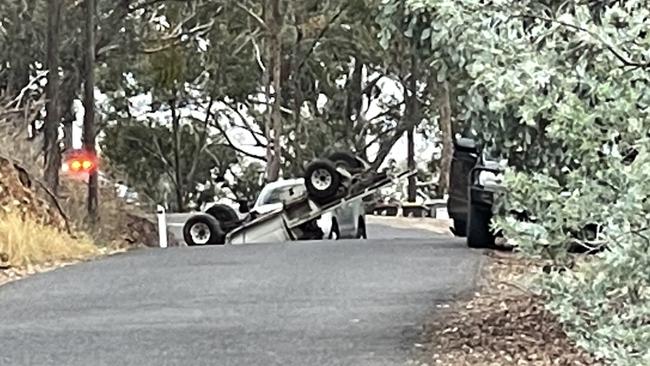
[447,138,504,248]
[447,138,480,237]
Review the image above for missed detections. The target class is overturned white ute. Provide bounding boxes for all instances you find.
[182,152,415,246]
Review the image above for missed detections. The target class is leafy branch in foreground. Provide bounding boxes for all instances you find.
[384,0,650,364]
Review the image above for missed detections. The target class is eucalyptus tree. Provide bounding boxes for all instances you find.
[386,1,650,364]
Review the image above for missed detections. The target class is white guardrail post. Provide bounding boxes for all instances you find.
[156,205,168,248]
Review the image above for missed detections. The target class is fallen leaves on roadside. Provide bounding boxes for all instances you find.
[411,252,604,366]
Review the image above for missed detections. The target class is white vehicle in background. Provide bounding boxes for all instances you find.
[182,151,414,246]
[252,178,366,240]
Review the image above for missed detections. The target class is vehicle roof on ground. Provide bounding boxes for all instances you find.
[254,178,306,206]
[261,178,305,189]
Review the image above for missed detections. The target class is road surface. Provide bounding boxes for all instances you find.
[0,225,482,366]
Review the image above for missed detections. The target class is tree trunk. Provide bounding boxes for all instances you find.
[345,58,363,143]
[291,8,304,173]
[6,0,33,99]
[262,1,273,182]
[170,96,185,212]
[83,0,99,222]
[265,0,283,182]
[292,77,304,175]
[269,37,282,181]
[62,117,74,150]
[43,0,63,194]
[436,80,453,198]
[406,50,419,202]
[186,98,213,187]
[62,68,80,151]
[263,40,273,181]
[263,44,274,182]
[407,126,416,202]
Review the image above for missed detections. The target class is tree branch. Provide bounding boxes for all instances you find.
[125,135,178,186]
[208,112,266,161]
[235,2,268,30]
[296,4,350,73]
[222,100,267,147]
[363,127,397,150]
[186,98,214,184]
[517,13,650,69]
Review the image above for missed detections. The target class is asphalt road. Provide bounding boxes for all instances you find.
[0,226,482,366]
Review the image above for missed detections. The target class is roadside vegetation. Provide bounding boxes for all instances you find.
[381,1,649,365]
[0,212,97,269]
[0,98,169,281]
[0,148,99,279]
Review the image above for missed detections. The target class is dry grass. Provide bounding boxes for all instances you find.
[0,212,99,268]
[60,178,132,245]
[0,99,102,275]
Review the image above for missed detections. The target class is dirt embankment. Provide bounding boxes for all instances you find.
[0,155,177,286]
[0,156,68,230]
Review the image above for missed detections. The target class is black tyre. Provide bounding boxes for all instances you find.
[205,204,238,222]
[183,214,225,246]
[206,203,241,232]
[356,216,367,239]
[304,159,342,203]
[467,204,495,248]
[451,218,467,237]
[329,218,340,240]
[327,151,364,170]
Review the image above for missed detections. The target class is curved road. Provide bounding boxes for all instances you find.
[0,224,482,366]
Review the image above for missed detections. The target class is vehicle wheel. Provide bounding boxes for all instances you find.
[304,159,342,203]
[183,214,225,246]
[327,151,364,170]
[467,204,495,249]
[205,203,241,231]
[356,216,367,239]
[451,218,467,237]
[205,204,238,222]
[329,218,340,240]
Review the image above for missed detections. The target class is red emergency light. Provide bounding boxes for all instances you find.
[63,149,98,175]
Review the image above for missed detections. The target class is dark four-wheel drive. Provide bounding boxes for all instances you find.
[447,138,504,248]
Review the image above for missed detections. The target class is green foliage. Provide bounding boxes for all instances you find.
[100,118,237,212]
[384,0,650,364]
[540,229,650,365]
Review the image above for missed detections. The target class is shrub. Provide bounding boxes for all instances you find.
[379,0,650,364]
